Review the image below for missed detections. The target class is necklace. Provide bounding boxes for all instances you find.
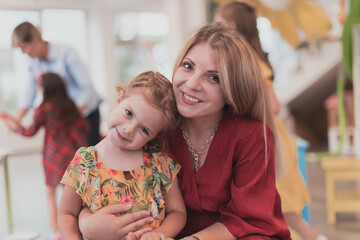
[181,121,220,172]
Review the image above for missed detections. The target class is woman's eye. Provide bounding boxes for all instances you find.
[125,109,133,117]
[140,127,149,136]
[209,74,220,83]
[182,61,192,70]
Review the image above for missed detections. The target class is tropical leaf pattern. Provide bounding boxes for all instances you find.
[61,144,180,228]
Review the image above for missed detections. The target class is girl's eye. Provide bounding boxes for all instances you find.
[125,109,133,117]
[182,61,193,70]
[140,127,149,136]
[209,74,220,84]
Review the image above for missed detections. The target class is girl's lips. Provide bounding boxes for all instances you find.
[115,128,129,141]
[181,91,203,105]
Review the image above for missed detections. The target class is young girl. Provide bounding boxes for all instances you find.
[58,71,186,240]
[0,72,89,240]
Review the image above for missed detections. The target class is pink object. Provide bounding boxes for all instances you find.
[0,111,9,120]
[324,90,354,109]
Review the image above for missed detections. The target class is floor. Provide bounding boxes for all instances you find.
[0,153,360,240]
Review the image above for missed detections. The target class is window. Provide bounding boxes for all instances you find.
[114,12,170,83]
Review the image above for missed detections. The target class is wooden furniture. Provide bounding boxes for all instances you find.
[321,156,360,224]
[0,146,41,236]
[0,150,12,233]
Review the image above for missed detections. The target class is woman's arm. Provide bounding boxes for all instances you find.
[141,177,187,239]
[79,204,154,240]
[58,186,84,240]
[182,222,236,240]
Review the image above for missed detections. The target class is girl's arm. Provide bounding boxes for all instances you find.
[58,185,84,240]
[141,177,187,239]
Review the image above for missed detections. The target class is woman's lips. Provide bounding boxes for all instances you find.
[181,91,203,105]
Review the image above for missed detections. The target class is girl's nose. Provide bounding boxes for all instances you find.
[123,122,135,135]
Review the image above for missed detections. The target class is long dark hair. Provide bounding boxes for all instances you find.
[216,1,273,80]
[40,72,82,124]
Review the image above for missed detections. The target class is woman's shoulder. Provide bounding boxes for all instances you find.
[223,114,263,135]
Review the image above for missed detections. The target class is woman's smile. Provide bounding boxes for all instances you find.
[182,91,203,105]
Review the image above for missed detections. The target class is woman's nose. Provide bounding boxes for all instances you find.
[187,73,203,91]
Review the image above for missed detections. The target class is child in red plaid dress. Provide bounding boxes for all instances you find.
[1,72,89,239]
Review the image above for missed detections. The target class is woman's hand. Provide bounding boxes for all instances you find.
[79,204,153,240]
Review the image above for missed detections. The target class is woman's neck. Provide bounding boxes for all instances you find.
[182,111,223,137]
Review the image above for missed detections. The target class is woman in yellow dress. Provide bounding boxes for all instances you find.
[215,1,327,240]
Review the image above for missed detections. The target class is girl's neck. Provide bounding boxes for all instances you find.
[95,137,144,171]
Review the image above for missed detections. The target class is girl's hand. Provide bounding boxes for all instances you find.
[78,204,153,240]
[0,111,9,120]
[0,112,18,132]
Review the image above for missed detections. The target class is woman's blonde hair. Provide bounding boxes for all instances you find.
[173,22,284,178]
[116,71,179,152]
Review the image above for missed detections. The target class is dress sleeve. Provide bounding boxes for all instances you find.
[16,106,45,136]
[219,125,289,239]
[60,147,102,212]
[153,151,181,195]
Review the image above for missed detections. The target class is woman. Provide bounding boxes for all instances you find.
[215,2,327,240]
[77,22,291,240]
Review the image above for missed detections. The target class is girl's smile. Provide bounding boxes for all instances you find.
[107,94,164,151]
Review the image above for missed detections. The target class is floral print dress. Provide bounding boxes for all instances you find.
[61,144,181,229]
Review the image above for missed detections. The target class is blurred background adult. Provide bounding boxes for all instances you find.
[11,21,101,146]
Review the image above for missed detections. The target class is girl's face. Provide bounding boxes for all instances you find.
[107,93,164,151]
[172,42,226,120]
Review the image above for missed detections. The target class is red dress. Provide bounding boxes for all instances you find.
[168,113,291,239]
[16,102,89,186]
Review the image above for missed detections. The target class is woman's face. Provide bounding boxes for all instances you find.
[172,42,226,120]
